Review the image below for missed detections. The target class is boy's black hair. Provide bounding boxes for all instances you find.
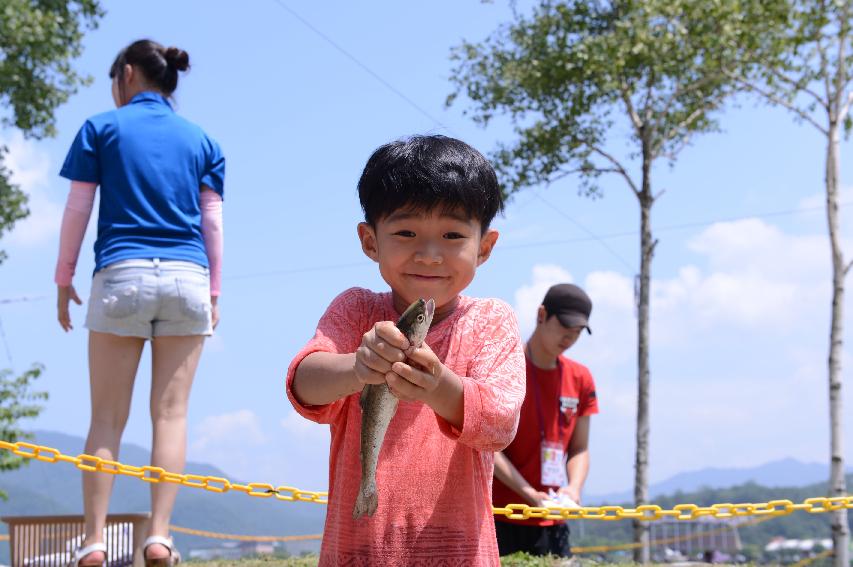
[357,135,504,233]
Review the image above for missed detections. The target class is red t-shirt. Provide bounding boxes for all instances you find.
[492,354,599,526]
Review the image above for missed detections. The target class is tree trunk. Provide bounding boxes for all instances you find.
[825,121,850,567]
[633,140,654,563]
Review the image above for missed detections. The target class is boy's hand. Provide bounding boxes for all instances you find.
[387,342,449,403]
[354,321,410,387]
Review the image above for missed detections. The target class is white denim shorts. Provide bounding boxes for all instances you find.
[85,259,213,339]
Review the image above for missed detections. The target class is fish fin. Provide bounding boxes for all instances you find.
[353,486,378,520]
[359,385,369,410]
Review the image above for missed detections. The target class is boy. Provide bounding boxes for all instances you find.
[286,135,525,565]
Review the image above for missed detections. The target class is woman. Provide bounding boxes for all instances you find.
[55,39,225,567]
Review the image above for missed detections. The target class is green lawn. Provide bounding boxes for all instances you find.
[184,554,577,566]
[183,554,759,566]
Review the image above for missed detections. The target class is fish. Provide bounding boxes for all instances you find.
[353,297,436,519]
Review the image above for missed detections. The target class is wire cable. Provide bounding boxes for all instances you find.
[268,0,449,131]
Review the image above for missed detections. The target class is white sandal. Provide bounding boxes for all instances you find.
[68,542,107,567]
[143,535,181,566]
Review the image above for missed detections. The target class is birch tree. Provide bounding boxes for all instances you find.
[448,0,787,560]
[728,2,853,564]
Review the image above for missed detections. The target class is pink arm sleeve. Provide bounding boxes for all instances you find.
[54,181,97,286]
[200,187,223,296]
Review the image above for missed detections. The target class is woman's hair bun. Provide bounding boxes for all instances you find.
[163,47,190,72]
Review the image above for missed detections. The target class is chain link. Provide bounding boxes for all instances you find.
[790,548,834,567]
[0,440,329,505]
[169,524,322,542]
[3,440,851,520]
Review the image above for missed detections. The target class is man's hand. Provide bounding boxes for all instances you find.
[57,284,82,332]
[354,321,409,387]
[521,485,549,507]
[559,485,581,506]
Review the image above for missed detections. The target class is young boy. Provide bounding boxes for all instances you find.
[286,135,525,565]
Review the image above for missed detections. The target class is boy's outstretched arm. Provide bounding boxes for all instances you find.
[291,352,360,406]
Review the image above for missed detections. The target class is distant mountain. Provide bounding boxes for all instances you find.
[0,431,326,564]
[586,457,853,504]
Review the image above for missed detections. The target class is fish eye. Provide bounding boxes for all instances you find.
[417,314,425,322]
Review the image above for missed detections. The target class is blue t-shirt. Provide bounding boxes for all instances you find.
[60,91,225,272]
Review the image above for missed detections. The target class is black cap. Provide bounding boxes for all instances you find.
[542,283,592,334]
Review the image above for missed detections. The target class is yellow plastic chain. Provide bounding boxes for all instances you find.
[0,440,327,504]
[790,549,834,567]
[3,440,851,521]
[169,525,322,542]
[492,496,853,521]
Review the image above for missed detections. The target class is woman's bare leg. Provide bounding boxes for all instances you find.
[146,335,204,560]
[81,331,145,565]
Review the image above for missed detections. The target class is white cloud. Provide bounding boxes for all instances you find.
[280,409,329,444]
[511,217,853,495]
[513,219,832,362]
[192,409,267,452]
[574,270,637,370]
[683,219,834,331]
[688,218,830,280]
[185,408,330,489]
[798,186,853,215]
[2,132,63,246]
[512,264,574,338]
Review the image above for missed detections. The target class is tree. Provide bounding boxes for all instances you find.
[0,153,28,265]
[0,0,102,483]
[0,365,47,499]
[0,0,104,263]
[727,2,853,564]
[448,0,787,559]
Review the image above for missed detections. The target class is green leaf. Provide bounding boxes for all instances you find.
[0,364,48,499]
[0,0,104,263]
[447,0,788,197]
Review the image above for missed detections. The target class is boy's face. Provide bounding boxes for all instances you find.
[358,207,499,313]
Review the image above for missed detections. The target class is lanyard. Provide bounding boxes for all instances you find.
[525,344,563,442]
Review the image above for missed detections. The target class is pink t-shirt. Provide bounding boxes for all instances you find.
[286,287,525,566]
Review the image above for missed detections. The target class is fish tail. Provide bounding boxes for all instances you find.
[352,484,378,519]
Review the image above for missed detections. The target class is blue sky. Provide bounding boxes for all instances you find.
[0,0,851,503]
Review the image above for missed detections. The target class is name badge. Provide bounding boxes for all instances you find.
[540,440,567,487]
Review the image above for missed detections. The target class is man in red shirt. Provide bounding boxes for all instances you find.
[493,283,599,557]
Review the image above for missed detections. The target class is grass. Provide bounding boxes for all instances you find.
[183,553,758,566]
[184,554,573,566]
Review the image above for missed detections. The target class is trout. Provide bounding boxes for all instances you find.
[353,297,435,519]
